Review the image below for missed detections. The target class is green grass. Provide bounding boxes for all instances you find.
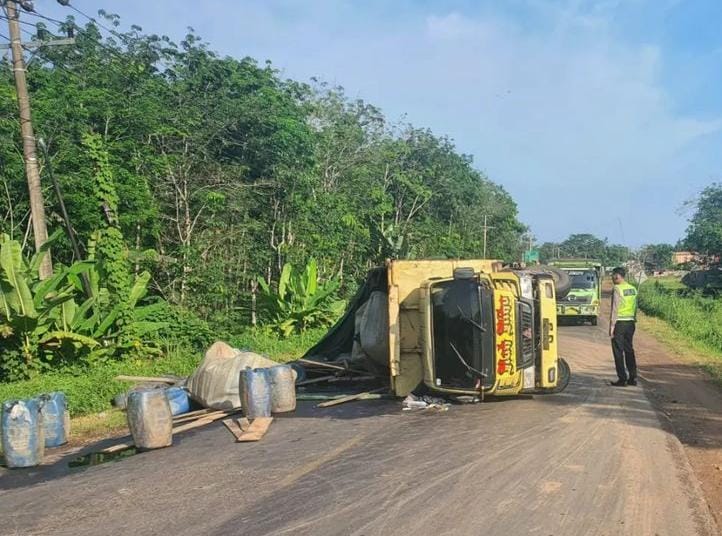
[0,328,326,418]
[649,275,687,291]
[229,326,327,362]
[639,279,722,381]
[0,346,201,417]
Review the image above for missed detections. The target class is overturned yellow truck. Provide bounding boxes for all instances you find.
[304,260,570,398]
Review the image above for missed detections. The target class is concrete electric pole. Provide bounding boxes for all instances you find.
[5,0,52,278]
[482,215,494,259]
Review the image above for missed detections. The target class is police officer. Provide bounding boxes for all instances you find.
[609,267,638,386]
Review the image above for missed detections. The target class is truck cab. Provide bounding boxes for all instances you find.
[549,260,602,325]
[417,266,564,397]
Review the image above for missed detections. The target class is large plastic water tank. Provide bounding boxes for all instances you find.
[1,398,45,468]
[165,387,190,416]
[239,368,272,419]
[39,392,69,447]
[126,389,173,450]
[268,365,296,413]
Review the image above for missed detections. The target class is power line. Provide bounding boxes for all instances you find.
[21,7,138,66]
[5,7,142,89]
[17,10,67,27]
[63,3,134,47]
[0,13,41,31]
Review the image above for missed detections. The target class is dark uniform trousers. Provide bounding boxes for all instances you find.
[612,320,636,381]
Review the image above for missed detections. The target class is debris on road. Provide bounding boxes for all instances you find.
[237,417,273,442]
[402,393,450,411]
[1,398,45,468]
[223,416,274,442]
[126,389,173,450]
[239,368,272,419]
[100,408,241,455]
[222,419,244,440]
[186,341,297,410]
[316,388,388,408]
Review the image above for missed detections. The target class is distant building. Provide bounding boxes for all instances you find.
[672,251,696,265]
[672,251,720,267]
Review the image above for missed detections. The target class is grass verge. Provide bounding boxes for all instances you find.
[638,279,722,384]
[637,312,722,385]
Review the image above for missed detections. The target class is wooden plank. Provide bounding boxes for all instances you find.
[316,388,387,408]
[171,409,226,425]
[329,375,376,382]
[297,359,367,375]
[297,393,355,401]
[237,417,250,432]
[297,358,348,371]
[172,408,211,420]
[98,409,240,454]
[115,375,178,384]
[172,408,213,422]
[237,417,273,442]
[101,442,133,454]
[295,375,336,386]
[222,419,244,440]
[173,410,239,434]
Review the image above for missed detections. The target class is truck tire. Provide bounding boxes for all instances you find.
[535,265,572,299]
[547,358,571,394]
[590,317,598,326]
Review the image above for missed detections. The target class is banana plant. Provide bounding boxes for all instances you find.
[0,234,98,372]
[0,235,168,379]
[257,258,346,336]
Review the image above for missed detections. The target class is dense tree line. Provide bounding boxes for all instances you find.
[538,233,629,266]
[0,18,526,328]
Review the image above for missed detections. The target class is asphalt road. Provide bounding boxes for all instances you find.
[0,324,718,536]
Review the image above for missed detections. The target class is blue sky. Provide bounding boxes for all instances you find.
[38,0,722,247]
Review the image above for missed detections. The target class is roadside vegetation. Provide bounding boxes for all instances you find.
[639,278,722,382]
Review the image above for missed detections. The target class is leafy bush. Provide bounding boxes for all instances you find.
[257,258,345,336]
[140,301,217,351]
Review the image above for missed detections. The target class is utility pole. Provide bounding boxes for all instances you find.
[5,0,52,278]
[482,215,494,259]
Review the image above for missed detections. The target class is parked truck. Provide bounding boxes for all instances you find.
[304,259,570,398]
[548,259,602,325]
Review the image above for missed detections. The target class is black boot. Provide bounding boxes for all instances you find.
[610,379,627,387]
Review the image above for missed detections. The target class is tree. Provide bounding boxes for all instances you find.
[604,244,630,266]
[559,234,607,260]
[639,244,675,270]
[684,183,722,257]
[539,242,560,263]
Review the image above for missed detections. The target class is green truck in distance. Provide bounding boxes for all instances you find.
[549,259,603,325]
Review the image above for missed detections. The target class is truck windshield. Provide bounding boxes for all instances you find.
[431,279,492,389]
[568,270,597,289]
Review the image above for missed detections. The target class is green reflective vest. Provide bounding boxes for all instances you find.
[615,281,638,321]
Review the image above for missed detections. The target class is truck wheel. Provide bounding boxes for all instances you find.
[535,265,572,299]
[590,317,598,326]
[548,358,571,393]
